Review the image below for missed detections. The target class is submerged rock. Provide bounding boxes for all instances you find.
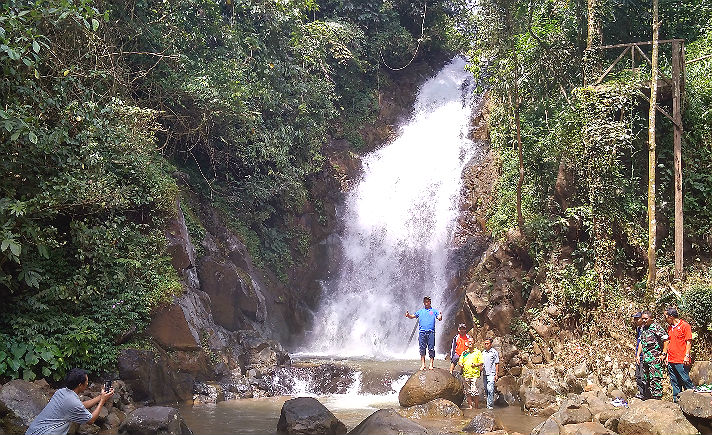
[118,406,193,435]
[398,368,464,407]
[348,409,428,435]
[277,397,346,435]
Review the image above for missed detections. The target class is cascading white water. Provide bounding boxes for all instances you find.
[306,57,481,358]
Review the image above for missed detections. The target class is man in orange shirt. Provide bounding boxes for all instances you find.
[662,307,694,403]
[449,323,472,374]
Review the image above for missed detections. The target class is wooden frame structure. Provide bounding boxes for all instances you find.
[594,39,686,281]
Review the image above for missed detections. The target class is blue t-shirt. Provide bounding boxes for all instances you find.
[415,307,439,331]
[26,388,92,435]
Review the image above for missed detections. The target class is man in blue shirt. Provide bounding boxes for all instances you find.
[406,296,442,370]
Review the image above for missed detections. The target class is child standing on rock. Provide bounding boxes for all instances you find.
[459,341,483,409]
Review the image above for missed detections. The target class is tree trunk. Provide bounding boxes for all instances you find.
[586,0,603,50]
[672,41,684,280]
[514,55,524,230]
[647,0,659,290]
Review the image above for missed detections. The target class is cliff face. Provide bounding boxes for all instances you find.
[130,59,452,402]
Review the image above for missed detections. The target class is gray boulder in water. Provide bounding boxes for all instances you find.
[461,409,504,433]
[398,368,464,407]
[118,406,193,435]
[0,379,49,434]
[348,409,429,435]
[277,397,346,435]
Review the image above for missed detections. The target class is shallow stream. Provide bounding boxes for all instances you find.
[180,358,543,434]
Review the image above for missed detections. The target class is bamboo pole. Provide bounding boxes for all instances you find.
[647,0,659,290]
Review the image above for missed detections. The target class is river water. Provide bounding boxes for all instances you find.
[180,358,543,434]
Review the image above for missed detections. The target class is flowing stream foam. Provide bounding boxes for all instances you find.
[305,57,480,358]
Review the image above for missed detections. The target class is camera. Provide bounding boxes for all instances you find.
[104,380,112,393]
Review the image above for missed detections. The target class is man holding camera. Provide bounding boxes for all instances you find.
[26,368,114,435]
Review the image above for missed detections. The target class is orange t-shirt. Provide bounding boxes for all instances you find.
[455,334,471,356]
[667,319,692,364]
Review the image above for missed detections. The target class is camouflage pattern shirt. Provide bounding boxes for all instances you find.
[638,323,669,363]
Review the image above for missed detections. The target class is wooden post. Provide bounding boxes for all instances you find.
[647,0,659,290]
[672,41,684,280]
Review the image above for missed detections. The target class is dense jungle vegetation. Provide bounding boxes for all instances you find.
[1,0,711,380]
[462,0,712,330]
[0,0,459,380]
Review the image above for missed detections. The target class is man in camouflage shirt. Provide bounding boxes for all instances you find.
[636,310,669,399]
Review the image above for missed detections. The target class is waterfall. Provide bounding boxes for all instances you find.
[306,57,481,358]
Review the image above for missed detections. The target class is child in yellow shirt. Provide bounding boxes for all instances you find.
[458,341,484,409]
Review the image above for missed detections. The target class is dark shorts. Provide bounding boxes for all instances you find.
[418,330,435,358]
[451,354,461,365]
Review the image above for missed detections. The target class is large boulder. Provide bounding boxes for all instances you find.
[397,398,463,419]
[617,399,699,435]
[461,409,504,433]
[560,421,615,435]
[520,366,568,396]
[679,390,712,420]
[118,406,192,435]
[532,419,563,435]
[348,409,428,435]
[519,386,556,414]
[0,379,49,434]
[398,369,464,407]
[118,349,194,404]
[690,361,712,386]
[276,397,346,435]
[495,375,518,405]
[550,396,593,425]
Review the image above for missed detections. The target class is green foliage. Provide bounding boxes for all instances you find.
[464,0,712,312]
[546,264,601,324]
[680,284,712,335]
[98,0,459,279]
[0,1,180,377]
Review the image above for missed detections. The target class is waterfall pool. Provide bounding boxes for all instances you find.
[179,358,544,434]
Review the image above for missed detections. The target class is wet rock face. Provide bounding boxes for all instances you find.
[398,368,464,408]
[348,409,429,435]
[0,380,49,434]
[397,398,463,420]
[118,406,193,435]
[199,257,265,330]
[277,397,346,435]
[617,398,699,435]
[270,364,356,396]
[239,330,290,372]
[461,409,504,433]
[148,304,200,351]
